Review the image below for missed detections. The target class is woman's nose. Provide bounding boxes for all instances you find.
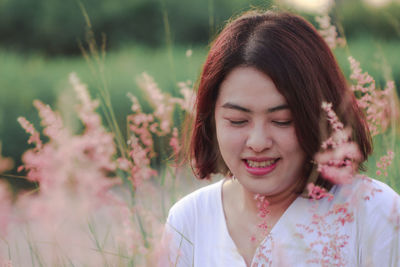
[246,125,273,153]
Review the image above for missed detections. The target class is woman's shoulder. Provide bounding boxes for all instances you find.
[333,175,400,223]
[335,175,399,203]
[167,179,224,225]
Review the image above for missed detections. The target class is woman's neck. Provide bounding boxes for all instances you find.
[232,178,301,218]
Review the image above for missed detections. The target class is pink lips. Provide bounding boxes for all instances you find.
[243,158,279,176]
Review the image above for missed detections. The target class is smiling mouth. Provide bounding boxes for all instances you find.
[245,159,279,168]
[244,158,279,168]
[243,158,280,176]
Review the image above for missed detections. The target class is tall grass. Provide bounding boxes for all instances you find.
[1,39,399,183]
[0,9,399,266]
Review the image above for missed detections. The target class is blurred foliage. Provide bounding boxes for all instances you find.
[0,0,399,190]
[335,0,400,40]
[1,0,399,55]
[0,0,272,55]
[1,39,399,182]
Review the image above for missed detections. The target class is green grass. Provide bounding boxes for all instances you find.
[334,36,400,88]
[0,45,207,172]
[0,38,399,192]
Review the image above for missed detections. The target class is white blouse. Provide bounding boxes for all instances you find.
[162,176,400,266]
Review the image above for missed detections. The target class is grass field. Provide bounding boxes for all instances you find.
[0,36,399,192]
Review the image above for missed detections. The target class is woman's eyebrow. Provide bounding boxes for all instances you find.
[221,102,289,113]
[267,104,290,113]
[221,102,251,112]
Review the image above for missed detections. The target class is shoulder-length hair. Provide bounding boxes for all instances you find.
[189,10,372,184]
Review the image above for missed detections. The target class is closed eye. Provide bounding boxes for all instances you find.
[272,120,292,126]
[229,120,247,126]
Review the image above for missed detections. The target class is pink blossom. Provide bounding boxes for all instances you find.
[169,127,181,161]
[136,72,174,135]
[19,72,119,207]
[376,150,395,177]
[171,80,196,116]
[348,57,395,136]
[69,73,102,131]
[127,136,158,188]
[253,194,271,239]
[316,102,362,184]
[307,183,334,201]
[123,92,159,189]
[17,117,42,149]
[296,202,353,265]
[315,14,346,49]
[33,100,68,141]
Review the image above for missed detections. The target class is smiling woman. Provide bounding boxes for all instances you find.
[160,10,400,267]
[214,67,306,199]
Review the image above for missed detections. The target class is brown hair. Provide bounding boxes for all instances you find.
[189,10,372,185]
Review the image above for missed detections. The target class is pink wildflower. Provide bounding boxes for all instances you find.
[33,100,67,141]
[169,127,181,159]
[255,194,270,218]
[19,72,118,199]
[69,73,102,131]
[127,136,157,188]
[376,150,395,177]
[123,92,158,189]
[136,72,174,135]
[315,102,362,184]
[315,14,346,49]
[17,117,42,149]
[349,57,395,136]
[253,194,271,239]
[307,183,333,201]
[171,80,196,116]
[10,73,127,265]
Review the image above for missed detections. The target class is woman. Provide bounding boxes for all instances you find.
[162,10,400,266]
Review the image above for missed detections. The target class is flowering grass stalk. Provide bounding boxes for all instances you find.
[0,9,398,266]
[348,56,395,137]
[315,102,362,184]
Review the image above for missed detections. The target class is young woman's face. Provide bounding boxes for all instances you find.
[214,67,307,196]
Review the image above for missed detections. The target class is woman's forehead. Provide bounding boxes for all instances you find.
[216,66,289,112]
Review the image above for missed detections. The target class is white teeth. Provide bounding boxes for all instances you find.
[246,159,276,168]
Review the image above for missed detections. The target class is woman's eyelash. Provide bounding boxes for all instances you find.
[272,120,292,126]
[229,120,247,125]
[227,119,292,126]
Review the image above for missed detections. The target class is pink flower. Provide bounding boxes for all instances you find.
[348,57,395,136]
[316,102,362,184]
[307,183,333,201]
[253,194,271,238]
[376,150,395,177]
[136,72,175,135]
[17,117,42,149]
[171,80,196,116]
[315,14,346,49]
[169,127,181,160]
[33,100,67,141]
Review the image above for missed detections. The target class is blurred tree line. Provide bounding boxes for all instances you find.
[0,0,268,54]
[0,0,399,55]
